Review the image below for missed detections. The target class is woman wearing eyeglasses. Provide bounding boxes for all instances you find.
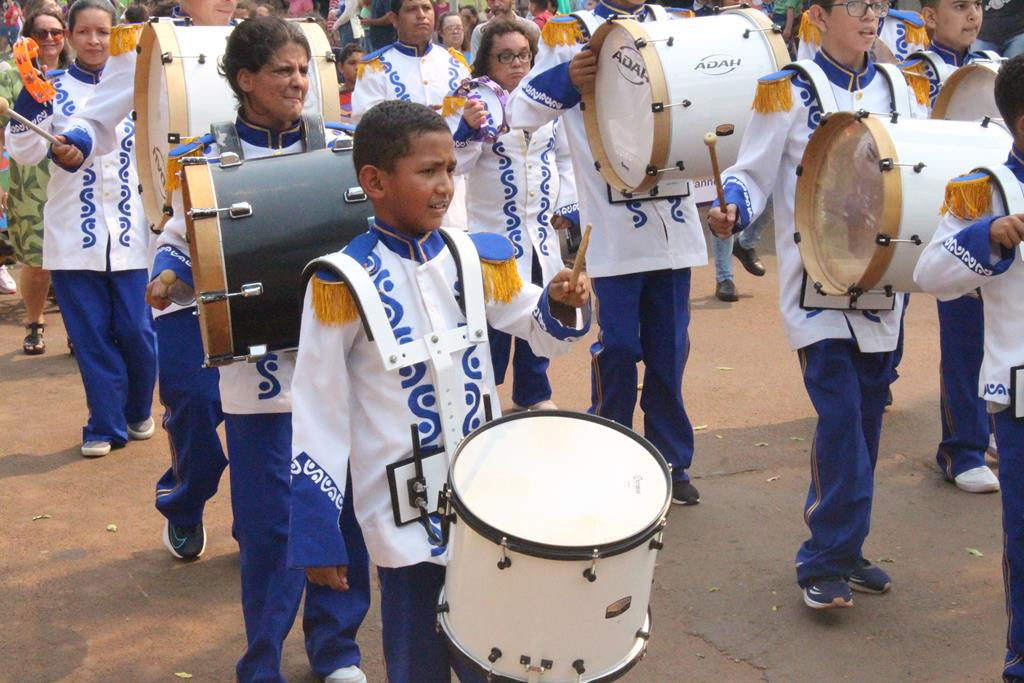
[0,6,70,355]
[450,20,577,412]
[6,0,157,459]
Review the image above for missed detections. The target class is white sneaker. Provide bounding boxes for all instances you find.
[0,264,16,294]
[128,417,156,440]
[526,399,558,411]
[325,666,367,683]
[954,465,1000,493]
[988,434,999,460]
[81,440,112,458]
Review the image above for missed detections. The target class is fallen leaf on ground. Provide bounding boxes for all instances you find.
[693,424,708,431]
[174,674,193,680]
[876,557,896,564]
[755,442,768,447]
[716,366,733,371]
[715,434,723,439]
[32,514,51,521]
[106,524,118,533]
[695,653,706,659]
[708,586,720,593]
[966,548,984,557]
[789,436,805,442]
[772,605,782,612]
[766,476,780,482]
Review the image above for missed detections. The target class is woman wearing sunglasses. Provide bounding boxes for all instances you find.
[6,0,157,459]
[451,19,578,412]
[0,6,70,355]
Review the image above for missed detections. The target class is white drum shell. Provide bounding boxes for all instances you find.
[441,517,657,681]
[588,9,789,193]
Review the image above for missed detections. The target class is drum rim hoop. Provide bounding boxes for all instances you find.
[932,61,1000,120]
[294,20,342,124]
[436,594,651,682]
[794,111,901,297]
[448,409,672,561]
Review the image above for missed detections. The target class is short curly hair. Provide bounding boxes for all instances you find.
[995,55,1024,135]
[353,100,451,173]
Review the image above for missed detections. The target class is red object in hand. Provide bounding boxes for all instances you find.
[13,37,57,104]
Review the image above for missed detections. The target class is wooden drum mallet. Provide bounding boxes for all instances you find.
[0,96,61,145]
[703,123,735,208]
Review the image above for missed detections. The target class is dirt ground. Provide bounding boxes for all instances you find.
[0,234,1009,682]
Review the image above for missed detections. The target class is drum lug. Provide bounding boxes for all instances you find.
[344,187,368,203]
[198,282,264,304]
[520,656,553,675]
[635,627,651,641]
[188,202,254,221]
[582,549,599,582]
[878,158,926,174]
[573,659,586,681]
[160,51,173,64]
[634,36,673,49]
[981,116,992,128]
[197,53,206,65]
[651,100,690,113]
[245,344,268,362]
[875,233,923,247]
[497,536,512,570]
[332,137,354,152]
[203,353,233,368]
[218,152,242,168]
[647,161,685,176]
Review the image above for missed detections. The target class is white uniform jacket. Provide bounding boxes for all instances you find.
[454,116,576,285]
[717,50,926,352]
[903,42,999,109]
[797,10,928,62]
[913,148,1024,407]
[152,117,349,415]
[505,4,707,279]
[288,223,591,569]
[6,63,148,272]
[351,41,471,120]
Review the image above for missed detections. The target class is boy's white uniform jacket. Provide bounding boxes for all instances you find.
[151,117,349,415]
[913,148,1024,407]
[5,63,148,272]
[454,117,576,285]
[797,10,928,62]
[351,41,471,120]
[718,50,927,352]
[288,224,591,569]
[505,4,707,278]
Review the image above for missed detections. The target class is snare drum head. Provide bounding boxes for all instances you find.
[932,61,1001,121]
[450,412,670,549]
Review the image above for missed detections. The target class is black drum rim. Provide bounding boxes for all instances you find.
[448,409,671,561]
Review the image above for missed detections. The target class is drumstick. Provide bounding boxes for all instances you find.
[569,223,592,291]
[703,123,735,210]
[158,269,178,286]
[0,96,61,145]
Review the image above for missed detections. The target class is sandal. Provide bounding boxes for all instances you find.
[23,322,45,355]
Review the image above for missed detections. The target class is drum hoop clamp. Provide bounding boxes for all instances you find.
[198,282,263,304]
[582,549,600,582]
[875,232,922,247]
[634,36,673,49]
[497,536,512,570]
[519,656,553,674]
[646,161,685,176]
[161,52,209,63]
[188,202,254,220]
[878,158,926,174]
[743,26,783,38]
[344,187,368,204]
[651,100,691,113]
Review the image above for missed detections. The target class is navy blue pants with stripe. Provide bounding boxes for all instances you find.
[50,268,157,445]
[936,295,991,478]
[996,410,1024,681]
[152,308,227,527]
[589,268,694,482]
[795,339,894,587]
[227,413,370,682]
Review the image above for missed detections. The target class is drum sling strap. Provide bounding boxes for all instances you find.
[305,228,490,539]
[209,113,328,160]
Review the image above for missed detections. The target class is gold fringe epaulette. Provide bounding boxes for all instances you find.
[110,24,143,56]
[941,174,992,219]
[312,275,359,325]
[542,17,585,47]
[752,74,793,114]
[481,258,522,304]
[904,21,930,48]
[903,71,931,107]
[441,95,466,118]
[798,13,820,47]
[163,136,203,196]
[357,57,384,80]
[448,47,469,70]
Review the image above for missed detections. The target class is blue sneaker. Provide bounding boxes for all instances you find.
[848,559,892,594]
[803,577,853,609]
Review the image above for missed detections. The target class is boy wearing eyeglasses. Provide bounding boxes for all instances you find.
[708,0,928,610]
[797,2,930,62]
[900,0,1002,496]
[448,20,577,412]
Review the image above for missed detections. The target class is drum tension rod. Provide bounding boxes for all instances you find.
[875,233,922,247]
[743,26,783,38]
[188,202,254,220]
[634,36,673,49]
[878,159,926,174]
[646,161,685,176]
[519,656,553,674]
[497,537,512,569]
[582,549,599,582]
[651,100,691,113]
[198,282,263,304]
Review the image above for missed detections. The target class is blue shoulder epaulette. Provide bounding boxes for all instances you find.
[888,9,924,27]
[360,43,393,63]
[45,68,66,79]
[168,132,215,159]
[325,121,356,134]
[468,232,516,262]
[758,69,795,83]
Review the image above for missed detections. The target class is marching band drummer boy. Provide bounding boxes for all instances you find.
[913,55,1024,681]
[289,100,591,683]
[707,0,928,609]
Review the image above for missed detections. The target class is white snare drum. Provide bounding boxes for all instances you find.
[438,411,670,682]
[134,20,340,227]
[583,8,790,195]
[932,58,1005,121]
[795,112,1011,297]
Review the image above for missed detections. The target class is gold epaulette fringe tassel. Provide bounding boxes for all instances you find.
[481,259,522,304]
[357,58,384,81]
[941,175,992,219]
[752,77,792,114]
[163,137,203,196]
[110,24,144,56]
[797,14,820,47]
[904,72,931,107]
[312,277,360,326]
[542,18,585,47]
[441,96,466,118]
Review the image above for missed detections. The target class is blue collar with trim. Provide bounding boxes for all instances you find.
[594,0,648,19]
[235,115,303,149]
[392,41,434,57]
[930,40,971,67]
[68,61,102,84]
[1008,146,1024,184]
[813,48,875,92]
[371,220,445,263]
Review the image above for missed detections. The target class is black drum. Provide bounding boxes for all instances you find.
[182,144,372,366]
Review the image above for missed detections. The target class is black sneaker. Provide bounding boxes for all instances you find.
[163,520,206,560]
[672,480,700,505]
[732,241,766,277]
[715,279,738,302]
[803,577,853,609]
[848,559,892,594]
